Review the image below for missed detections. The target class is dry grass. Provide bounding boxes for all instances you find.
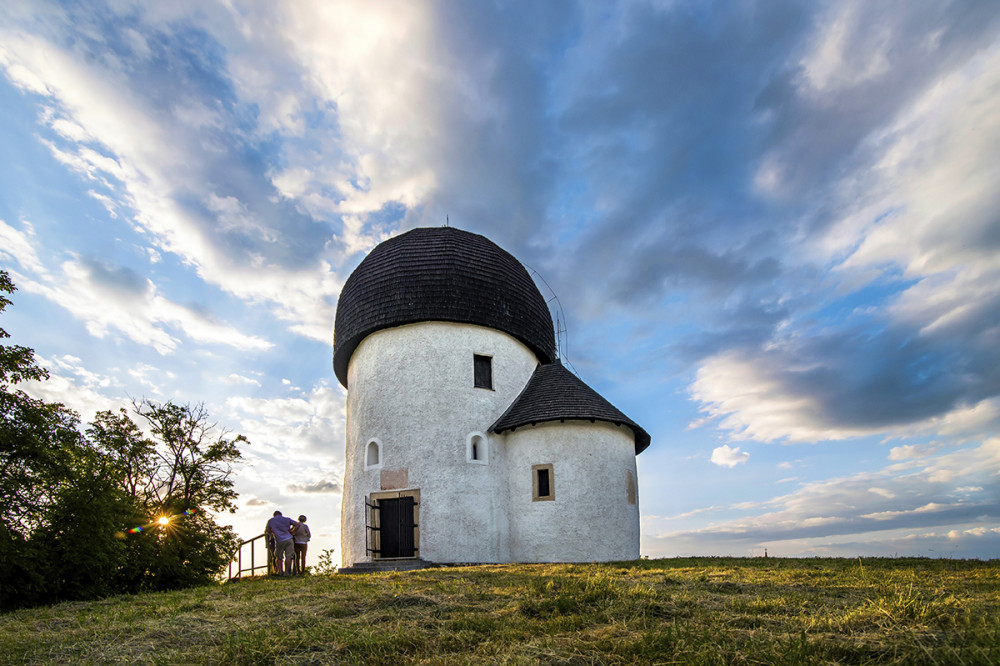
[1,557,998,664]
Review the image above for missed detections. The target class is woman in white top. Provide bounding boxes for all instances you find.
[293,515,311,574]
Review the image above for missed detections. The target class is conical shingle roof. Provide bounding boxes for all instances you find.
[490,361,650,454]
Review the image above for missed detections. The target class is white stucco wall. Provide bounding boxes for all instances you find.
[505,420,640,562]
[341,321,539,564]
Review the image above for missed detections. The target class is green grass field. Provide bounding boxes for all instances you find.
[1,557,997,664]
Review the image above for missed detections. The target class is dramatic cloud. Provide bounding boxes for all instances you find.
[686,8,1000,445]
[0,14,343,343]
[645,437,1000,556]
[2,224,271,354]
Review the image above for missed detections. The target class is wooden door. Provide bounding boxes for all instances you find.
[379,496,415,558]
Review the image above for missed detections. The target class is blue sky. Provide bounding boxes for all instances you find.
[2,0,999,564]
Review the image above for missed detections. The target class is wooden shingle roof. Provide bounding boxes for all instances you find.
[489,361,651,454]
[333,227,556,387]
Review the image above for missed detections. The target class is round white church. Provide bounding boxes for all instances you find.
[334,227,650,566]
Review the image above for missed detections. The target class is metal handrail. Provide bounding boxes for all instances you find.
[227,533,275,581]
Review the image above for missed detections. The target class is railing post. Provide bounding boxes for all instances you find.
[228,533,270,581]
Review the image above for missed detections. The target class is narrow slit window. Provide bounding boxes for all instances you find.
[532,463,554,501]
[365,440,382,469]
[474,354,492,389]
[466,432,489,465]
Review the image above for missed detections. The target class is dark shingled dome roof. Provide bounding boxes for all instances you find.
[490,361,651,454]
[333,227,556,387]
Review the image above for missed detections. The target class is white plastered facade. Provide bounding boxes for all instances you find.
[341,321,640,564]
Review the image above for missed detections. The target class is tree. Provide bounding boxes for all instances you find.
[33,460,132,602]
[0,270,48,387]
[130,399,244,515]
[0,271,249,607]
[85,401,245,591]
[0,269,93,607]
[86,408,155,503]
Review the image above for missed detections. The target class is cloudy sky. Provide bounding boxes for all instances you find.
[2,0,999,564]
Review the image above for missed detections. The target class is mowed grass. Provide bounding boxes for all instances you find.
[1,558,998,664]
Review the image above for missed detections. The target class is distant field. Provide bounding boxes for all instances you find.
[1,557,997,664]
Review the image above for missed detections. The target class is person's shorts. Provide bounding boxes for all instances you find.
[275,538,295,560]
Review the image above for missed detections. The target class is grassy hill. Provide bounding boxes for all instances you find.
[1,557,997,664]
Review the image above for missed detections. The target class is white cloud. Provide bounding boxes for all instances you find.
[710,444,750,468]
[691,351,862,443]
[799,0,892,95]
[831,41,1000,277]
[860,502,949,521]
[21,356,123,423]
[0,219,46,276]
[225,384,346,460]
[128,363,165,391]
[207,194,277,243]
[25,259,272,355]
[888,444,928,461]
[287,480,341,494]
[222,373,262,387]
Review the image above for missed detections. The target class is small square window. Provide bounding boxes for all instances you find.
[474,354,493,389]
[532,463,554,501]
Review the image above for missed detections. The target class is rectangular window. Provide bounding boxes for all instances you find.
[537,468,550,496]
[474,354,493,389]
[532,463,554,501]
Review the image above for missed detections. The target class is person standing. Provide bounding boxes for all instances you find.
[293,515,312,575]
[264,510,299,576]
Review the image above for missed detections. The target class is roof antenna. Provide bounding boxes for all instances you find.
[524,263,579,378]
[445,215,449,227]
